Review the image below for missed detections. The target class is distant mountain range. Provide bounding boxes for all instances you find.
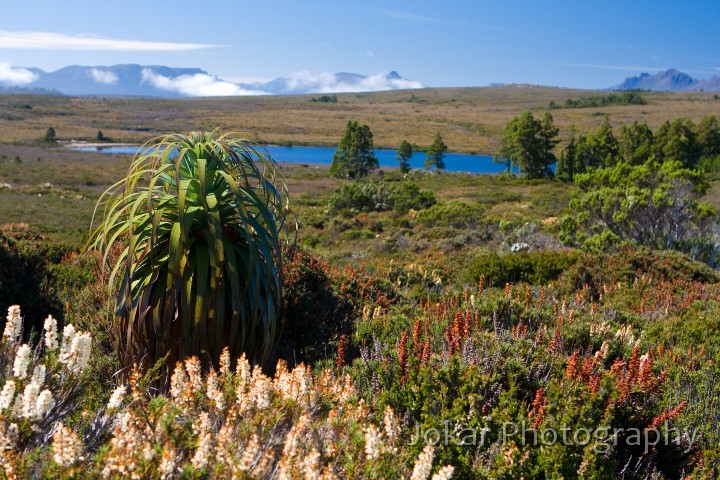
[2,63,718,97]
[613,69,720,92]
[0,64,424,98]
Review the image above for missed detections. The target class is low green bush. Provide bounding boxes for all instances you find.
[276,246,352,366]
[465,249,579,287]
[555,246,720,299]
[328,182,394,215]
[327,181,435,216]
[341,229,376,241]
[391,181,436,214]
[416,200,485,228]
[0,233,77,332]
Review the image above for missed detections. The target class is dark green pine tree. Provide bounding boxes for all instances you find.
[618,121,654,165]
[44,127,57,143]
[539,112,560,175]
[425,132,448,170]
[330,120,378,179]
[497,110,558,178]
[396,140,413,174]
[697,115,720,160]
[556,130,579,181]
[654,119,700,168]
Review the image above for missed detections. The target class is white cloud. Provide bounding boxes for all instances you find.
[89,68,118,84]
[0,62,37,85]
[362,50,375,57]
[221,75,274,84]
[285,71,424,94]
[0,30,217,51]
[141,69,267,97]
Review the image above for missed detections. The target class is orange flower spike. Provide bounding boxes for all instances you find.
[566,350,580,380]
[529,387,548,429]
[398,330,409,384]
[648,401,688,430]
[412,318,423,350]
[525,284,531,310]
[336,334,348,370]
[421,338,431,365]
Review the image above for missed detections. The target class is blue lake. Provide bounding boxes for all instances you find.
[71,145,527,174]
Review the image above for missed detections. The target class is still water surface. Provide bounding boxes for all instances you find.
[72,144,525,174]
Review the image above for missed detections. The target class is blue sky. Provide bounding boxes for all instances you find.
[1,0,718,89]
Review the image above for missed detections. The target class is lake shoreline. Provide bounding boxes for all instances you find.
[67,143,527,175]
[64,141,493,157]
[64,141,141,149]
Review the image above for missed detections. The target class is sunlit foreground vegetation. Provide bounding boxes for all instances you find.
[2,245,719,478]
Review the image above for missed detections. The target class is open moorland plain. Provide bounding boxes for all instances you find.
[1,87,720,478]
[1,86,720,151]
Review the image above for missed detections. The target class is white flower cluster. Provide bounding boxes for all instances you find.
[0,380,16,410]
[431,465,456,480]
[206,371,225,411]
[12,344,32,379]
[158,447,179,479]
[409,444,455,480]
[3,305,22,344]
[43,315,58,351]
[615,324,636,345]
[233,355,274,413]
[383,405,400,442]
[0,422,19,459]
[4,342,56,422]
[107,385,126,411]
[18,363,55,421]
[52,422,83,467]
[190,412,214,470]
[1,307,92,427]
[59,324,92,375]
[364,424,382,460]
[410,445,436,480]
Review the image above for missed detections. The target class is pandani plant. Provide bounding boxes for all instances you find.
[88,130,290,384]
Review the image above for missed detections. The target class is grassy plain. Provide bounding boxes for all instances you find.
[1,85,717,248]
[0,86,719,154]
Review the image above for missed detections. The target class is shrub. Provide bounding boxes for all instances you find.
[416,200,485,228]
[555,246,720,300]
[562,159,717,265]
[327,181,435,216]
[341,229,376,241]
[88,131,290,384]
[275,246,352,366]
[465,249,579,287]
[0,233,75,334]
[0,305,101,477]
[1,306,461,479]
[328,182,393,215]
[390,181,436,214]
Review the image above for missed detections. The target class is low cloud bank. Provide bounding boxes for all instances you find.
[141,69,267,97]
[89,68,118,84]
[0,62,37,85]
[285,71,424,93]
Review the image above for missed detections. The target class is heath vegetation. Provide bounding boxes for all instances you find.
[1,87,720,478]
